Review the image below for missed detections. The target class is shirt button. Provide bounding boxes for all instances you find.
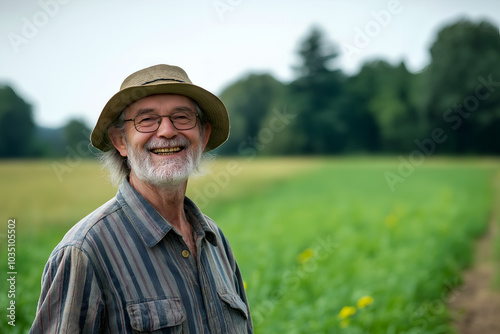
[182,250,190,258]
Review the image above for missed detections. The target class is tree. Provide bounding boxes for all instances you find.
[348,60,420,152]
[423,19,500,153]
[293,26,338,78]
[286,26,346,154]
[63,118,94,157]
[0,85,35,157]
[217,73,286,155]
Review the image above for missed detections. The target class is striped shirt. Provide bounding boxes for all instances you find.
[30,179,253,333]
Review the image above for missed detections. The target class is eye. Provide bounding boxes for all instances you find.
[137,114,158,124]
[171,112,191,122]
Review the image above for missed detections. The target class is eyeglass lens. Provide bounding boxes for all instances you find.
[134,111,197,132]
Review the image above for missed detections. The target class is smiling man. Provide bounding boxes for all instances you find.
[30,65,253,333]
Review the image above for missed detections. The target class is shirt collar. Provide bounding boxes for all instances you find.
[116,179,218,248]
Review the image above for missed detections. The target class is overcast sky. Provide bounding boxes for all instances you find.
[1,0,500,129]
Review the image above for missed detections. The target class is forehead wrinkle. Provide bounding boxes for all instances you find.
[171,105,195,112]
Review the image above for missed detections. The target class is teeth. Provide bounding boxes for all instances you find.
[151,147,182,154]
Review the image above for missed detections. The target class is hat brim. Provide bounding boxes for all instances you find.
[91,82,229,152]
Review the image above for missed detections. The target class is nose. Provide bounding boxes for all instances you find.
[155,116,179,139]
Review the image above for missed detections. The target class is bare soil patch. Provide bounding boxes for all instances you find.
[449,174,500,334]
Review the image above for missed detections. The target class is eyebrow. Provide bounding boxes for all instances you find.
[135,108,156,117]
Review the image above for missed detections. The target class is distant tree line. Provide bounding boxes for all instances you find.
[0,85,93,158]
[216,18,500,156]
[1,18,499,159]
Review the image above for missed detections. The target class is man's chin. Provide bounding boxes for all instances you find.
[140,168,190,188]
[148,160,194,185]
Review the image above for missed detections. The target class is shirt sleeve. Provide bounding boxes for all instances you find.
[30,245,105,334]
[217,228,254,333]
[234,261,254,334]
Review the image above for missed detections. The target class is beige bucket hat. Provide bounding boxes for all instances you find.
[91,64,229,152]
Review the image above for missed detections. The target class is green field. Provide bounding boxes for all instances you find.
[1,157,499,333]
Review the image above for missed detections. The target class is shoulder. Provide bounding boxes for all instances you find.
[53,197,121,254]
[202,214,237,263]
[184,196,230,247]
[202,214,229,243]
[202,214,220,233]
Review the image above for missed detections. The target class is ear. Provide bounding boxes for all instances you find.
[109,127,128,157]
[201,122,212,151]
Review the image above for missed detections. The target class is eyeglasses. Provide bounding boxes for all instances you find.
[124,111,199,133]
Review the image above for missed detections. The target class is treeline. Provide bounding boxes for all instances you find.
[0,85,93,158]
[2,18,500,158]
[216,18,500,156]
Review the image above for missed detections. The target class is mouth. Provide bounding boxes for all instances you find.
[150,147,184,155]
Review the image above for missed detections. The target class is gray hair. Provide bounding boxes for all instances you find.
[99,102,208,187]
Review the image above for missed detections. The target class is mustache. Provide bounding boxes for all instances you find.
[144,137,191,150]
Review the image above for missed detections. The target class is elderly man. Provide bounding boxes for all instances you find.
[31,64,253,333]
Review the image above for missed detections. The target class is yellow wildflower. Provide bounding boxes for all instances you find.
[338,306,356,319]
[357,296,374,309]
[297,248,315,264]
[243,281,247,290]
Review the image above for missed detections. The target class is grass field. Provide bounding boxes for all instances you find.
[0,157,498,333]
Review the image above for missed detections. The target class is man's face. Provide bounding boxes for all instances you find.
[111,94,211,188]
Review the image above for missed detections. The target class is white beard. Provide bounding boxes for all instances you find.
[126,136,202,189]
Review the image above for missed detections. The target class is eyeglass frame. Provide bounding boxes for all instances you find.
[123,110,200,133]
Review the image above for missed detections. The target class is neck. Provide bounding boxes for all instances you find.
[129,172,188,230]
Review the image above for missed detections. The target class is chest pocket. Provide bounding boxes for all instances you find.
[126,298,186,332]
